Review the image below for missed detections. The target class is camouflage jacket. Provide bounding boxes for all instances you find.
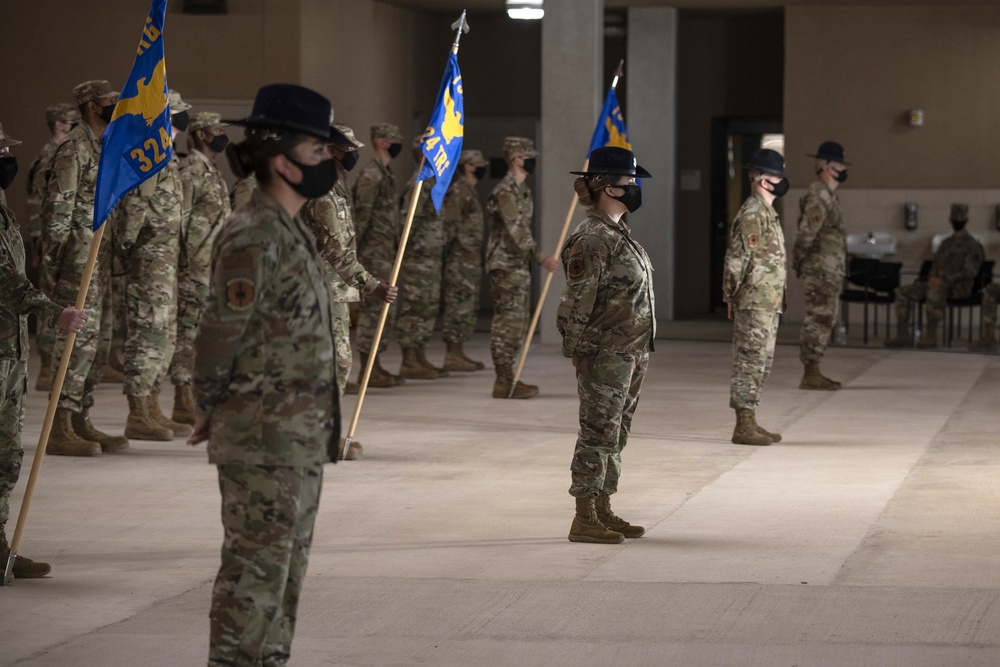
[193,190,338,467]
[301,177,379,303]
[43,123,102,253]
[442,177,485,251]
[557,210,656,358]
[723,193,786,312]
[229,175,258,210]
[26,140,58,241]
[353,158,399,253]
[484,172,542,273]
[0,201,63,360]
[112,156,184,255]
[931,232,985,297]
[180,149,231,274]
[794,180,845,276]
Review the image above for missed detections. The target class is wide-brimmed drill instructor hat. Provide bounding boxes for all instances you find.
[950,203,969,223]
[227,83,334,141]
[571,146,652,179]
[807,140,851,165]
[46,103,80,125]
[0,122,22,149]
[745,148,785,176]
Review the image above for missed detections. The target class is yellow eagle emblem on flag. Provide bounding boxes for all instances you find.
[111,57,168,127]
[441,85,463,144]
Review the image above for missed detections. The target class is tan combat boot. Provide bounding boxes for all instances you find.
[799,362,841,391]
[171,383,197,426]
[399,347,438,380]
[125,395,173,441]
[34,350,53,391]
[100,364,124,384]
[884,323,913,348]
[1,529,51,579]
[71,410,129,453]
[595,493,645,538]
[755,423,782,443]
[148,392,193,437]
[338,437,363,461]
[416,346,449,377]
[443,341,484,372]
[47,408,102,456]
[969,323,998,353]
[344,382,360,395]
[359,352,403,388]
[732,408,773,446]
[492,366,539,399]
[568,496,625,544]
[917,319,940,349]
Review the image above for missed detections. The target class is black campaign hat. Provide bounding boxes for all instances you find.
[744,149,785,176]
[226,84,332,141]
[807,141,851,165]
[571,146,652,179]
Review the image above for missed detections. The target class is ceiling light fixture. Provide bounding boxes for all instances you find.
[507,0,543,20]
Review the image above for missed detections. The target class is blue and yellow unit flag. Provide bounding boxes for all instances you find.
[588,86,632,156]
[93,0,171,231]
[417,50,465,214]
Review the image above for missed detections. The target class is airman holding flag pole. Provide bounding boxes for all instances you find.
[342,10,469,457]
[4,0,173,585]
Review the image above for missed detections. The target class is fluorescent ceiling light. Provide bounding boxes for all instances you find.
[507,1,543,20]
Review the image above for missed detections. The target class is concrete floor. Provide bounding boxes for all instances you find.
[3,334,1000,666]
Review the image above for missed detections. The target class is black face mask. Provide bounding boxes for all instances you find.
[522,158,536,174]
[171,111,190,132]
[280,155,338,199]
[207,134,229,154]
[833,168,848,184]
[0,156,18,190]
[340,150,360,172]
[99,104,115,124]
[473,166,487,181]
[607,183,642,213]
[387,143,402,159]
[765,177,790,197]
[951,220,967,232]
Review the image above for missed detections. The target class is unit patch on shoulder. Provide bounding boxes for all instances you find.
[567,256,586,279]
[747,234,760,248]
[226,278,256,311]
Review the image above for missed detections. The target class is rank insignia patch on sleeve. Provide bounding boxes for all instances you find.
[226,278,255,311]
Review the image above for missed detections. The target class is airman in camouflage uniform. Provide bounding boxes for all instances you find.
[27,103,80,392]
[794,142,849,390]
[301,123,396,461]
[0,122,87,580]
[559,147,655,545]
[353,123,404,387]
[723,149,788,447]
[112,90,191,442]
[189,84,339,667]
[969,283,999,353]
[440,149,487,372]
[886,204,985,349]
[229,174,257,210]
[485,136,558,398]
[43,79,125,456]
[169,112,232,426]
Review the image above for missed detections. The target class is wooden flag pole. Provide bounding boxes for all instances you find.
[4,223,107,585]
[510,61,625,392]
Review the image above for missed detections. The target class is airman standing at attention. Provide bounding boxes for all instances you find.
[723,149,788,447]
[169,112,232,426]
[440,149,488,372]
[485,136,559,398]
[43,79,125,456]
[353,123,404,388]
[27,103,80,392]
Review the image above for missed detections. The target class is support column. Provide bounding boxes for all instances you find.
[627,7,678,322]
[539,0,603,342]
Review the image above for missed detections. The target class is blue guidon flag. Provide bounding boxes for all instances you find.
[588,86,632,157]
[417,51,464,213]
[93,0,171,230]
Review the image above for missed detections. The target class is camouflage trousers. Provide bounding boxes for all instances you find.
[109,273,128,372]
[730,309,779,410]
[894,281,949,327]
[34,255,57,361]
[52,234,112,413]
[122,233,178,396]
[209,462,323,667]
[489,267,531,369]
[395,220,444,349]
[569,349,647,498]
[0,358,27,530]
[441,221,482,344]
[332,301,352,396]
[355,256,395,356]
[799,269,842,364]
[978,283,999,327]
[168,268,210,386]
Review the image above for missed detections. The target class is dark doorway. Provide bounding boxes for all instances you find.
[709,118,782,312]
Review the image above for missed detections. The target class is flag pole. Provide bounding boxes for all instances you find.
[4,223,107,585]
[510,60,624,394]
[341,9,469,457]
